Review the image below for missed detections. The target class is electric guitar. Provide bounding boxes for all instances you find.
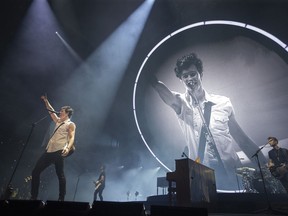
[64,145,75,157]
[269,163,288,179]
[24,175,32,183]
[93,180,102,190]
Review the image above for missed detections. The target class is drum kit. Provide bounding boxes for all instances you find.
[236,166,285,193]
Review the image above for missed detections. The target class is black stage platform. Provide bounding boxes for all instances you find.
[1,193,288,216]
[146,193,288,215]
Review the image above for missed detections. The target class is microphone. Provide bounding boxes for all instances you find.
[181,152,188,158]
[261,142,271,148]
[47,109,60,114]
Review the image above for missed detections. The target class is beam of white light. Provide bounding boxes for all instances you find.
[133,20,288,172]
[0,0,79,198]
[55,31,83,63]
[64,0,155,136]
[0,0,68,75]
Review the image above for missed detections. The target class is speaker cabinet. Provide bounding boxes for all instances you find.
[89,201,145,216]
[150,205,208,216]
[0,200,45,216]
[43,200,90,216]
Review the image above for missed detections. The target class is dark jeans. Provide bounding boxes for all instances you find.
[31,150,66,200]
[93,185,105,201]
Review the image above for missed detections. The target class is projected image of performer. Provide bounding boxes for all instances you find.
[93,164,106,201]
[30,95,76,201]
[150,52,266,190]
[267,136,288,193]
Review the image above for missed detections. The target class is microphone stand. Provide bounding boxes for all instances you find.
[73,174,81,201]
[73,171,89,202]
[251,144,288,215]
[2,115,49,200]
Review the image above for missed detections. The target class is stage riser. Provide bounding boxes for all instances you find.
[150,205,208,216]
[1,194,288,216]
[146,193,288,214]
[0,200,145,216]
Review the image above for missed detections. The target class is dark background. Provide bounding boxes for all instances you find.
[1,0,288,202]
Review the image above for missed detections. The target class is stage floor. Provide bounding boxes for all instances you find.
[145,192,288,216]
[1,192,288,216]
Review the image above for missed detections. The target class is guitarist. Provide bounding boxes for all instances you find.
[30,95,76,201]
[93,165,106,201]
[267,136,288,193]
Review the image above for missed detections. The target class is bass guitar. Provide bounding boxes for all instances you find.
[269,163,288,179]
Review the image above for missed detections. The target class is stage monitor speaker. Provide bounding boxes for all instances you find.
[45,200,90,210]
[1,200,45,216]
[150,205,208,216]
[44,200,90,216]
[89,201,145,216]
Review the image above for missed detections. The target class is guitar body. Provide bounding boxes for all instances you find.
[270,164,288,179]
[64,145,75,157]
[94,181,102,190]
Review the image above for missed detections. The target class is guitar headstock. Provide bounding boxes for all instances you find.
[24,176,32,183]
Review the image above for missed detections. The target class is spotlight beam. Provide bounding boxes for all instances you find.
[55,31,83,63]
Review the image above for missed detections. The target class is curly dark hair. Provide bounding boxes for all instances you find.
[268,136,278,144]
[62,106,74,118]
[174,52,203,79]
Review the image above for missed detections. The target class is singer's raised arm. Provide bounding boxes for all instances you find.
[41,95,59,122]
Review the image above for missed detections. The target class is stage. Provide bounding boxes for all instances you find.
[1,192,288,216]
[146,192,288,215]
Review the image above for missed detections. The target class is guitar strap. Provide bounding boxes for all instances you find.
[50,122,65,139]
[46,122,65,150]
[197,102,212,163]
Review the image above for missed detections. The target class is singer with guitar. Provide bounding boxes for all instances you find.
[30,95,76,201]
[267,136,288,193]
[93,165,106,201]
